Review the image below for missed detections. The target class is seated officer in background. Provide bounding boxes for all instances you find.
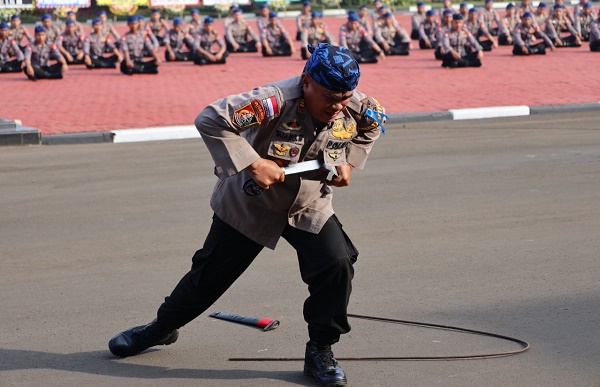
[301,11,336,59]
[513,12,555,54]
[411,1,427,39]
[480,0,501,35]
[64,10,84,36]
[574,2,595,41]
[1,21,24,73]
[357,5,373,37]
[84,17,122,69]
[226,8,261,53]
[418,9,440,49]
[465,8,498,51]
[374,11,412,55]
[9,14,32,52]
[149,8,168,46]
[534,3,549,29]
[139,16,160,56]
[589,10,600,50]
[498,3,520,45]
[188,9,203,35]
[120,15,161,75]
[340,11,385,63]
[545,4,581,46]
[296,0,312,40]
[256,3,271,32]
[98,10,121,43]
[41,14,62,44]
[441,14,483,68]
[458,2,470,20]
[24,25,67,80]
[435,9,454,59]
[57,20,85,65]
[165,17,194,61]
[193,16,228,65]
[261,11,295,57]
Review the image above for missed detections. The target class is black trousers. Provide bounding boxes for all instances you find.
[156,214,358,345]
[410,29,420,40]
[227,40,258,53]
[1,59,23,73]
[120,59,158,75]
[442,51,482,68]
[165,50,193,62]
[434,46,444,60]
[25,63,63,80]
[513,42,547,55]
[193,50,229,65]
[379,36,410,55]
[66,55,85,65]
[591,40,600,51]
[419,38,435,49]
[498,34,512,46]
[489,27,499,36]
[262,38,292,57]
[86,55,119,69]
[556,35,581,47]
[296,30,302,41]
[479,39,494,51]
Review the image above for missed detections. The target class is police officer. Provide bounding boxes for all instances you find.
[9,14,32,52]
[358,5,374,38]
[149,8,168,46]
[574,2,595,41]
[498,4,520,45]
[340,11,385,63]
[261,12,295,57]
[57,20,85,65]
[411,2,426,40]
[98,10,121,43]
[441,13,483,68]
[24,25,68,81]
[374,11,412,55]
[64,11,84,36]
[108,43,384,387]
[165,17,195,61]
[188,9,203,35]
[296,0,312,41]
[517,0,536,18]
[466,8,498,51]
[513,12,555,54]
[139,16,160,57]
[439,0,454,19]
[40,14,62,44]
[459,2,470,20]
[301,11,336,59]
[545,4,582,46]
[480,0,501,35]
[590,11,600,51]
[120,15,161,75]
[436,9,454,59]
[256,3,271,33]
[418,9,440,49]
[534,3,549,29]
[1,21,24,73]
[226,8,262,53]
[193,16,228,65]
[84,17,122,69]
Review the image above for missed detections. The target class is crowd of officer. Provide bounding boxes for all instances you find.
[1,0,598,79]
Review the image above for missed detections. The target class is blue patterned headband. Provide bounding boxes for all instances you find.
[303,44,360,92]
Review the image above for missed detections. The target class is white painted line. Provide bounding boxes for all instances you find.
[111,125,200,143]
[450,106,530,121]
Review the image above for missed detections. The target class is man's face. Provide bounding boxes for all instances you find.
[443,0,451,7]
[304,5,311,12]
[269,17,278,26]
[417,5,425,13]
[554,8,563,17]
[192,13,200,21]
[100,14,107,22]
[128,20,139,32]
[507,8,515,16]
[359,8,368,17]
[12,18,21,28]
[348,20,359,30]
[67,14,76,21]
[0,28,8,39]
[261,8,269,17]
[35,31,46,44]
[537,7,546,15]
[302,74,353,123]
[234,12,242,22]
[174,23,182,32]
[523,0,530,5]
[451,19,463,31]
[583,7,591,15]
[469,12,478,21]
[311,16,322,26]
[443,14,453,24]
[67,24,76,34]
[523,16,533,27]
[93,22,102,33]
[151,12,160,21]
[384,17,394,26]
[42,19,51,28]
[205,22,213,33]
[485,2,493,10]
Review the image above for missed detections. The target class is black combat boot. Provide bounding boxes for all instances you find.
[303,341,347,387]
[108,320,178,357]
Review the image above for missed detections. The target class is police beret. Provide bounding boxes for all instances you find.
[311,11,323,17]
[65,19,75,25]
[173,16,182,25]
[348,13,359,21]
[0,22,9,29]
[359,4,368,9]
[34,25,46,33]
[583,1,591,7]
[229,5,236,9]
[127,15,137,22]
[41,13,52,21]
[11,14,20,20]
[443,9,454,15]
[469,7,477,13]
[417,1,425,6]
[553,4,565,9]
[522,11,533,17]
[191,9,200,14]
[204,16,214,23]
[67,10,75,15]
[452,13,463,20]
[151,8,160,13]
[232,7,242,13]
[269,11,278,18]
[98,10,107,15]
[485,0,493,3]
[460,2,468,7]
[373,0,382,3]
[383,12,393,18]
[92,17,101,24]
[538,2,547,7]
[303,0,311,6]
[426,9,435,15]
[506,3,515,9]
[260,3,269,8]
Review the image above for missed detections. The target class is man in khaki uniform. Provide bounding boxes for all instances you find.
[296,0,312,40]
[120,15,161,75]
[441,13,483,68]
[261,11,295,57]
[590,12,600,51]
[9,14,32,52]
[57,20,85,65]
[374,11,412,55]
[513,12,555,54]
[340,11,385,63]
[411,2,426,39]
[108,43,385,387]
[301,11,336,59]
[40,14,62,44]
[545,4,582,46]
[226,8,261,53]
[83,18,122,69]
[480,0,501,35]
[498,4,520,45]
[1,21,24,73]
[193,16,228,65]
[24,25,68,80]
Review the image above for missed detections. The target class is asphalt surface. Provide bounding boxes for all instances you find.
[1,111,599,387]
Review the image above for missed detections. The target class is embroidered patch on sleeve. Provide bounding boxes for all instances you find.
[232,99,267,129]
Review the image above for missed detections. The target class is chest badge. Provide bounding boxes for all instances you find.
[331,119,356,140]
[273,143,291,156]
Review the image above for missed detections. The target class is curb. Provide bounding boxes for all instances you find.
[16,101,600,146]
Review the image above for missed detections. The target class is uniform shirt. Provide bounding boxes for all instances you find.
[301,23,336,47]
[514,22,553,46]
[358,16,373,37]
[419,19,440,42]
[188,20,203,35]
[149,20,166,38]
[296,12,311,32]
[339,24,375,52]
[164,28,194,52]
[575,12,595,35]
[480,8,500,31]
[226,21,259,44]
[84,31,115,57]
[256,16,269,33]
[57,32,84,56]
[121,31,155,60]
[44,25,62,44]
[194,75,382,248]
[590,19,600,41]
[141,27,160,49]
[25,42,62,67]
[194,28,225,51]
[9,26,33,45]
[261,22,289,48]
[534,12,548,29]
[545,15,578,40]
[442,28,483,55]
[517,3,536,17]
[1,36,24,63]
[101,22,121,41]
[411,12,426,32]
[499,14,520,36]
[466,19,490,39]
[374,21,410,45]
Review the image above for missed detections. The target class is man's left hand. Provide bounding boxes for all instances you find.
[327,164,353,187]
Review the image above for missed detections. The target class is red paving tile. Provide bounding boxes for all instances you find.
[2,14,598,134]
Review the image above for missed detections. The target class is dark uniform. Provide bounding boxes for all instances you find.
[513,17,554,54]
[374,13,411,55]
[226,10,260,53]
[120,24,159,75]
[57,29,85,64]
[545,5,581,46]
[418,12,440,49]
[84,29,120,69]
[24,38,65,80]
[589,17,600,50]
[261,14,293,57]
[1,22,24,73]
[164,21,195,62]
[441,16,483,68]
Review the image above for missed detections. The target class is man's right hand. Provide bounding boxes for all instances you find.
[126,59,134,68]
[247,158,285,190]
[26,65,34,77]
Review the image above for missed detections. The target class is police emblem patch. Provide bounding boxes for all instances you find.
[328,151,342,160]
[273,143,291,156]
[331,119,355,140]
[282,119,301,130]
[232,99,267,129]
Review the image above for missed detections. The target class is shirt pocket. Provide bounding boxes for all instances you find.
[267,118,305,163]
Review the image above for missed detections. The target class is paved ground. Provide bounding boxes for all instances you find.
[2,14,599,134]
[1,111,599,386]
